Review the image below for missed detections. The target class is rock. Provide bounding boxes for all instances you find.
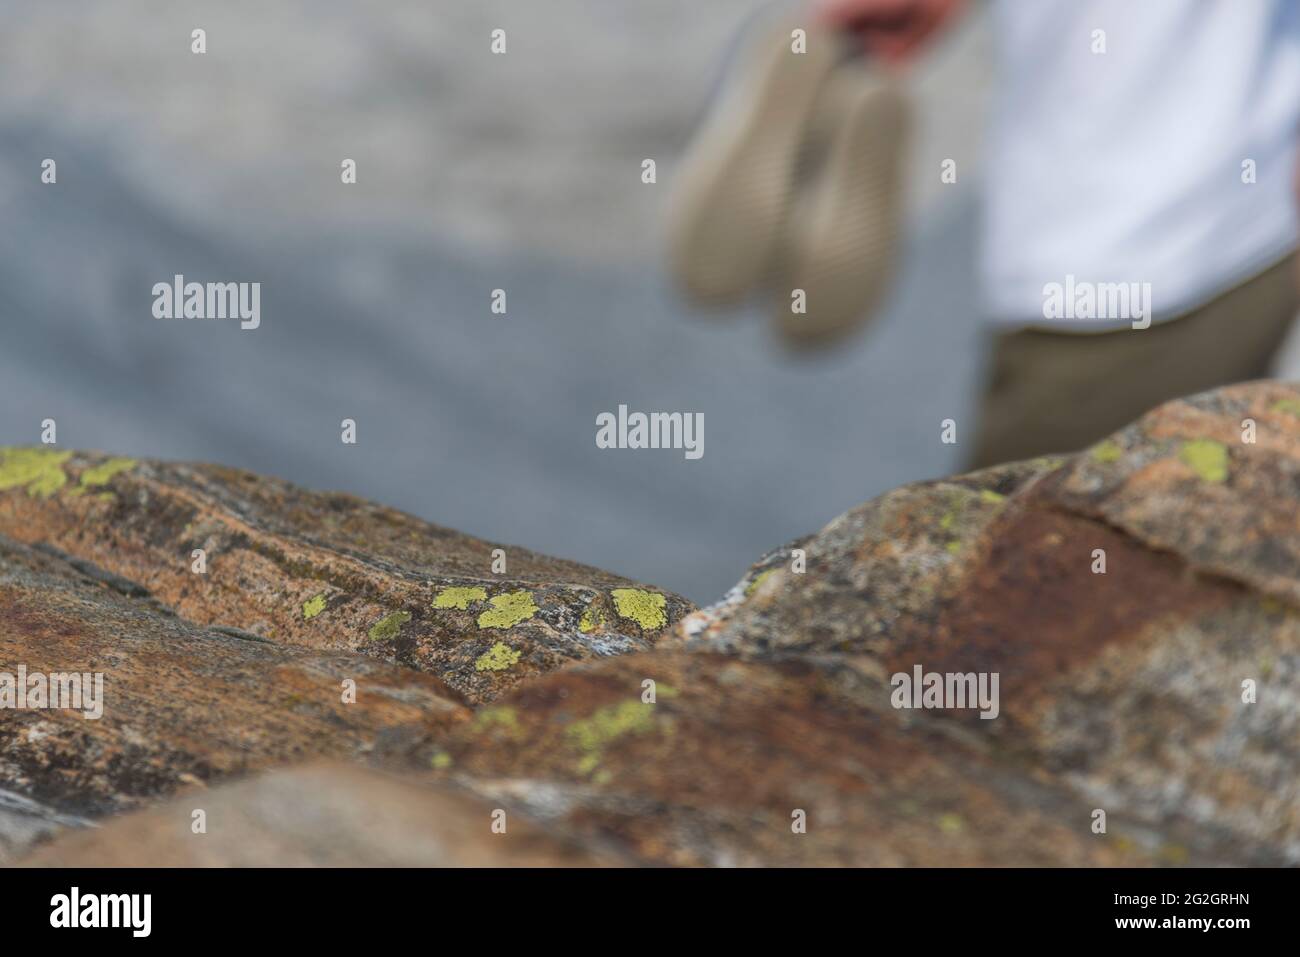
[0,449,692,704]
[0,788,92,866]
[423,650,1150,865]
[671,454,1065,656]
[5,382,1299,866]
[669,381,1300,864]
[20,764,618,867]
[0,533,466,855]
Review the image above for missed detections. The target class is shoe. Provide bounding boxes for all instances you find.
[666,13,847,306]
[771,60,908,350]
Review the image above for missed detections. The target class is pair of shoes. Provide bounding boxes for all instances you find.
[666,12,907,351]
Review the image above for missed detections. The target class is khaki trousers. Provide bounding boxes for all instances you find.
[968,256,1299,470]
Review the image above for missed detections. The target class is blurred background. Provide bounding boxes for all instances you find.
[0,0,993,603]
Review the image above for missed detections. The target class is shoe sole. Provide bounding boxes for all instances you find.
[667,18,845,306]
[773,67,907,349]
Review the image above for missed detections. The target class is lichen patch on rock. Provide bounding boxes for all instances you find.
[476,590,539,629]
[610,588,667,630]
[474,641,522,672]
[432,585,488,610]
[302,593,327,620]
[0,447,72,498]
[367,610,411,641]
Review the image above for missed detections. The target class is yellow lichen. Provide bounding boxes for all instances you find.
[302,593,327,620]
[610,588,667,630]
[1179,439,1228,483]
[79,457,137,487]
[430,751,454,770]
[1090,440,1123,464]
[473,706,521,736]
[939,487,981,529]
[476,590,538,629]
[578,605,603,633]
[938,813,965,834]
[367,610,411,641]
[1272,398,1300,418]
[432,585,488,610]
[0,447,72,498]
[745,569,775,597]
[1157,842,1190,865]
[475,641,521,672]
[1029,454,1069,471]
[565,700,656,775]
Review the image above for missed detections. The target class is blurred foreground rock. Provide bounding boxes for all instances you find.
[20,764,616,867]
[0,532,466,856]
[5,382,1299,865]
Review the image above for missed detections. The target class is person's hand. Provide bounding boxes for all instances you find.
[815,0,965,64]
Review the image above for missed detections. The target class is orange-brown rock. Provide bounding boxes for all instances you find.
[671,382,1300,864]
[0,449,692,705]
[5,382,1298,866]
[425,651,1163,866]
[0,534,465,834]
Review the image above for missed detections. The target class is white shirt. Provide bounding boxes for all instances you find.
[982,0,1300,329]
